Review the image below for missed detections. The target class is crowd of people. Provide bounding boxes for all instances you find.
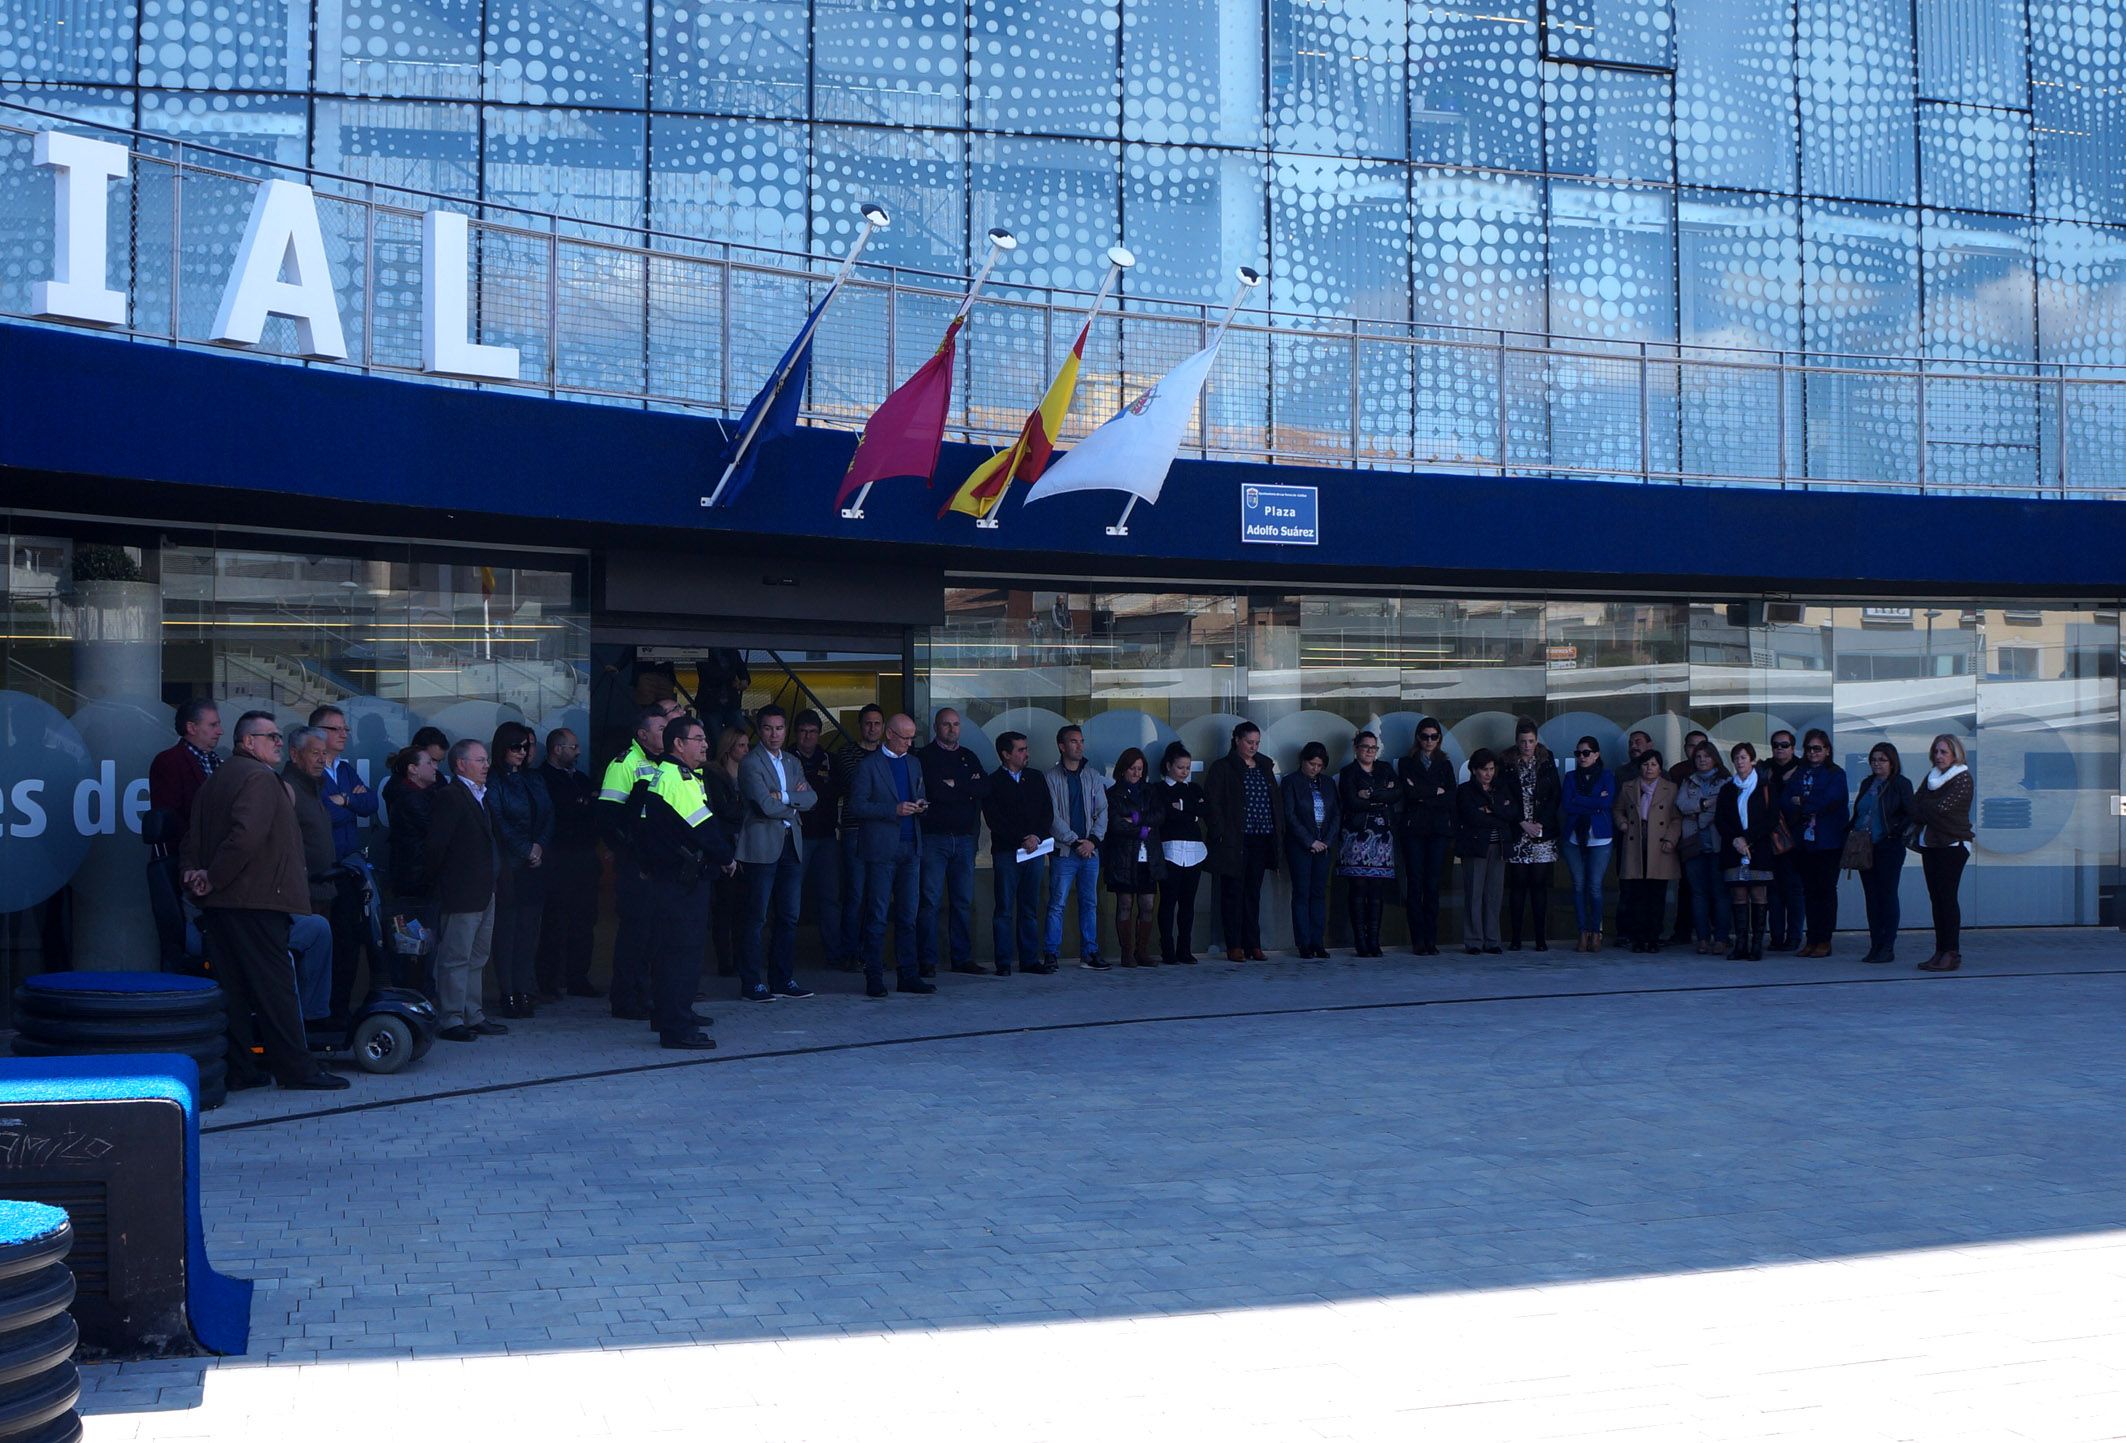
[146,693,1981,1081]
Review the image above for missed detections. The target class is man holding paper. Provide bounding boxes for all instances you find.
[982,731,1054,977]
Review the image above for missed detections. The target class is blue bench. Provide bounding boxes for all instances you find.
[0,1056,250,1357]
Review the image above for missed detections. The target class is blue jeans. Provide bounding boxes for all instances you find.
[740,835,803,993]
[861,837,922,984]
[801,834,843,962]
[992,852,1045,971]
[1683,848,1733,942]
[1561,841,1610,933]
[1286,842,1331,949]
[1045,848,1101,959]
[288,912,333,1021]
[918,832,978,969]
[1861,839,1906,955]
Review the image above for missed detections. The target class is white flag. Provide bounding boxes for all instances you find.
[1023,343,1219,507]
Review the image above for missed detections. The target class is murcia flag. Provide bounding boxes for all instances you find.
[834,316,965,510]
[1021,343,1219,509]
[941,320,1090,520]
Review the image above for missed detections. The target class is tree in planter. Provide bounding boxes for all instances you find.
[70,544,146,585]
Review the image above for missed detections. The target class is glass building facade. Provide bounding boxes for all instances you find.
[3,0,2126,489]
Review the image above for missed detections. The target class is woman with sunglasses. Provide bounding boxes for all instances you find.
[1336,731,1400,957]
[1781,728,1850,957]
[1910,734,1975,972]
[1396,718,1457,955]
[1715,741,1776,959]
[487,721,554,1018]
[1558,736,1615,951]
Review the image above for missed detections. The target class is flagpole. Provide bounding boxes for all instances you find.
[979,243,1134,531]
[703,203,890,509]
[842,226,1018,521]
[1106,265,1261,537]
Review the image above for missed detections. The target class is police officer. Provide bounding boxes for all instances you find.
[637,715,735,1050]
[596,700,682,1020]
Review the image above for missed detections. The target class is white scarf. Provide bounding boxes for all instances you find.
[1731,770,1758,812]
[1924,763,1968,790]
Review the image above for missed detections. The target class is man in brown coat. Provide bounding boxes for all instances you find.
[180,710,348,1092]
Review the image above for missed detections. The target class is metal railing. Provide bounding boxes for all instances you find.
[2,108,2123,499]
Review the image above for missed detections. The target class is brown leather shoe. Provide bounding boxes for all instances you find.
[1247,948,1268,962]
[1919,952,1961,972]
[1226,948,1246,963]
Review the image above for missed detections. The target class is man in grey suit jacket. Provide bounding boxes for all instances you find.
[846,712,932,998]
[735,706,817,1002]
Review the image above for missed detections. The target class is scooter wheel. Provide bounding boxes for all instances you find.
[348,1014,415,1074]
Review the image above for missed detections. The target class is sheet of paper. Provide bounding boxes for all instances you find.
[1016,837,1056,864]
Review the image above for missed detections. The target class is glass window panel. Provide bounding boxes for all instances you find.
[1544,62,1674,184]
[1409,169,1546,466]
[651,0,806,116]
[1920,103,2031,216]
[1269,0,1405,160]
[1121,144,1268,307]
[1799,0,1916,204]
[1918,0,2028,109]
[1543,602,1691,762]
[815,0,967,129]
[316,0,481,99]
[1679,191,1800,479]
[313,99,481,202]
[484,0,649,108]
[1923,211,2038,492]
[1544,0,1674,69]
[1972,608,2119,924]
[1123,0,1266,148]
[2031,0,2126,225]
[1546,179,1674,342]
[972,0,1123,139]
[649,115,807,251]
[481,106,647,235]
[1271,154,1408,320]
[0,2,135,86]
[811,124,966,274]
[1675,0,1797,192]
[1802,200,1920,484]
[1547,180,1677,475]
[139,0,308,90]
[1397,599,1548,763]
[1412,0,1541,170]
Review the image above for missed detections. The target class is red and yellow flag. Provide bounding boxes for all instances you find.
[941,321,1089,520]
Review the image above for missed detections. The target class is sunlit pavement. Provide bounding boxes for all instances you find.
[71,930,2126,1440]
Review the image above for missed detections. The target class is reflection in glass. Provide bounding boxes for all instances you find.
[1920,104,2032,216]
[652,0,806,116]
[815,0,966,129]
[1799,0,1916,204]
[1268,0,1405,160]
[317,0,481,100]
[972,0,1122,139]
[1545,0,1675,68]
[1675,0,1795,191]
[1411,0,1541,170]
[1122,0,1264,148]
[1544,64,1674,184]
[483,0,649,108]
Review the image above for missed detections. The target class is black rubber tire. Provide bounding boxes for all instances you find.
[12,1014,226,1047]
[12,983,223,1023]
[0,1266,74,1336]
[0,1361,79,1438]
[0,1314,77,1389]
[8,1035,227,1067]
[0,1223,69,1289]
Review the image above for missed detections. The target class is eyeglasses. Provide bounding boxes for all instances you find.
[1772,740,1794,748]
[1805,745,1827,755]
[1356,741,1379,750]
[1418,731,1441,741]
[1574,749,1596,757]
[510,741,532,751]
[248,731,284,744]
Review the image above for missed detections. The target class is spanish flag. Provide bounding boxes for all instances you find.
[940,320,1089,520]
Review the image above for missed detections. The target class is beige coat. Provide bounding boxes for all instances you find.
[1612,775,1683,881]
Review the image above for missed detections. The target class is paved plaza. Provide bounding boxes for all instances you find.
[71,932,2126,1440]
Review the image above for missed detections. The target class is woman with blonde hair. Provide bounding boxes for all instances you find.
[1911,734,1974,972]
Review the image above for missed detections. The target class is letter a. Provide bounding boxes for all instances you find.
[210,179,349,359]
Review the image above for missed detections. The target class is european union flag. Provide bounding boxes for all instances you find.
[709,294,828,507]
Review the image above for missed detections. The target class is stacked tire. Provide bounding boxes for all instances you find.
[0,1203,81,1443]
[9,974,228,1110]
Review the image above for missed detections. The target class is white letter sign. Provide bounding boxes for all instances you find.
[210,179,348,360]
[421,210,520,380]
[32,130,129,326]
